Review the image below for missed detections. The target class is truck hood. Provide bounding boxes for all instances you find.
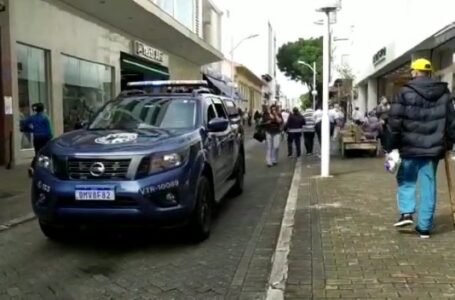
[50,128,198,155]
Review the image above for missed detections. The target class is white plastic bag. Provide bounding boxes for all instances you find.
[384,149,401,174]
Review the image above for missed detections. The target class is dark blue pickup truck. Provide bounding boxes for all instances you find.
[32,81,245,241]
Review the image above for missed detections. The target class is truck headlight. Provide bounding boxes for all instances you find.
[37,155,53,172]
[149,151,187,174]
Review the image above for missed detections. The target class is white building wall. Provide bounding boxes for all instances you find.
[10,0,202,163]
[343,0,455,83]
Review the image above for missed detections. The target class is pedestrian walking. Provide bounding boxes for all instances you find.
[314,106,323,146]
[386,58,455,239]
[302,108,316,155]
[362,111,382,140]
[247,110,253,127]
[352,106,363,125]
[376,96,391,149]
[261,104,283,167]
[285,107,306,158]
[328,105,337,138]
[20,103,53,177]
[254,110,261,125]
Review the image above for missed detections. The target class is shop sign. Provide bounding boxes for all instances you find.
[133,41,169,67]
[373,47,387,66]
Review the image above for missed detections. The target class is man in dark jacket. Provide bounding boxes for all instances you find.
[285,107,306,157]
[386,58,455,238]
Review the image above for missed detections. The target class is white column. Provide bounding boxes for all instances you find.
[321,11,331,178]
[357,84,367,116]
[367,78,378,112]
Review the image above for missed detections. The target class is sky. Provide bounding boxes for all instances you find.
[211,0,393,99]
[211,0,455,99]
[214,0,334,99]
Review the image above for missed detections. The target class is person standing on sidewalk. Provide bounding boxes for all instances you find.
[313,106,323,146]
[285,107,306,158]
[261,104,283,167]
[352,106,363,125]
[20,103,53,177]
[254,110,261,125]
[386,58,455,239]
[302,108,316,155]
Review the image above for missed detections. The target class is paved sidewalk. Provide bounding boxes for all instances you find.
[0,165,31,225]
[286,156,455,299]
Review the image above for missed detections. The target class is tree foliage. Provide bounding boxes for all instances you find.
[276,37,323,91]
[299,93,312,110]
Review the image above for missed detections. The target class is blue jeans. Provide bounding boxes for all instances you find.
[396,158,439,231]
[266,133,280,165]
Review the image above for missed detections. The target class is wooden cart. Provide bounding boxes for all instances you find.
[339,125,381,158]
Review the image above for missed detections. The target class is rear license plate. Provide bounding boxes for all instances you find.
[75,186,115,201]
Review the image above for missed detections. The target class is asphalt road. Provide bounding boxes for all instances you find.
[0,140,296,300]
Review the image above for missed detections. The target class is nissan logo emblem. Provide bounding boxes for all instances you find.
[89,162,105,177]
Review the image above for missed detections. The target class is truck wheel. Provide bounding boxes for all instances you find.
[187,176,212,242]
[39,221,66,241]
[230,154,245,196]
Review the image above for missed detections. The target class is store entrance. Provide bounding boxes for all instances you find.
[120,53,170,91]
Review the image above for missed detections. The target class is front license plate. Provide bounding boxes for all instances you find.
[75,186,115,201]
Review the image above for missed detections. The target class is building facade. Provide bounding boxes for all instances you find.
[342,0,455,114]
[235,64,265,113]
[0,0,223,166]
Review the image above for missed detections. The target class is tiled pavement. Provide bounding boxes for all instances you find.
[0,141,295,299]
[286,156,455,299]
[0,165,32,224]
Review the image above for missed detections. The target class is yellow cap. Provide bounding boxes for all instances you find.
[411,58,432,72]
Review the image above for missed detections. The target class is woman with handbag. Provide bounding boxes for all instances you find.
[261,105,283,167]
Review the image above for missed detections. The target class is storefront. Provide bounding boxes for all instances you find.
[0,0,222,166]
[355,22,455,114]
[120,41,170,90]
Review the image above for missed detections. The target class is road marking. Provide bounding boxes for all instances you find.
[228,169,287,292]
[0,212,35,232]
[266,158,302,300]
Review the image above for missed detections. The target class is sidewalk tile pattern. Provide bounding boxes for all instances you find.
[286,157,455,299]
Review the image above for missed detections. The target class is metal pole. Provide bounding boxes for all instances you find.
[231,36,235,99]
[321,11,331,177]
[312,61,317,110]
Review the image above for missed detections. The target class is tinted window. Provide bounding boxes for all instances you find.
[223,100,238,116]
[212,98,228,119]
[207,104,217,123]
[89,97,197,130]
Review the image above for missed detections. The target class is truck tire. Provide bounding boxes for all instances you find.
[230,154,245,196]
[187,176,212,242]
[39,221,66,241]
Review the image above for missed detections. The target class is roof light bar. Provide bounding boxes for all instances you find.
[127,80,209,87]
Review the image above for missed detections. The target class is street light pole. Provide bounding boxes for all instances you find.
[317,2,339,178]
[229,34,260,100]
[312,61,317,110]
[298,60,317,110]
[321,10,331,178]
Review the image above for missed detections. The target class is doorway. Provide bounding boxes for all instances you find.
[120,53,170,91]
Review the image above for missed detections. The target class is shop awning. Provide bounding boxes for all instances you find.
[204,74,244,101]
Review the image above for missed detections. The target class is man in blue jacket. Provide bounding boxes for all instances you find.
[386,58,455,238]
[21,103,53,177]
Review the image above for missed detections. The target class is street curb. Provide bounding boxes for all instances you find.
[266,158,302,300]
[0,212,36,232]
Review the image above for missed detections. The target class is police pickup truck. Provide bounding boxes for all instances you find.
[32,81,245,241]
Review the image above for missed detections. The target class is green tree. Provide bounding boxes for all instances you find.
[299,93,312,110]
[276,37,323,105]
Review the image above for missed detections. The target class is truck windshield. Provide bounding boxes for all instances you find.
[88,97,197,130]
